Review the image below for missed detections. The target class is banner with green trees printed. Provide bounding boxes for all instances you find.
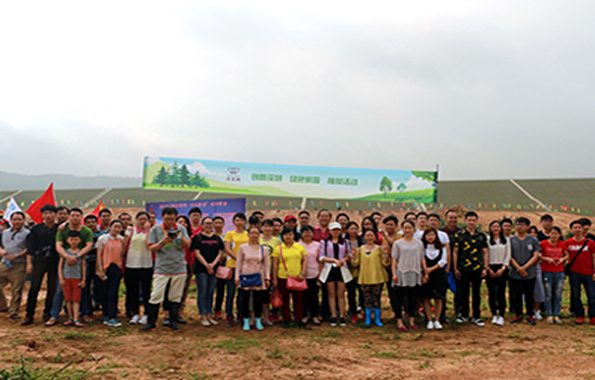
[143,156,438,203]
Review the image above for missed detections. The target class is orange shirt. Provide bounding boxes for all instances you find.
[97,234,124,271]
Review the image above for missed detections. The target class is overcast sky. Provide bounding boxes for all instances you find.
[1,1,594,181]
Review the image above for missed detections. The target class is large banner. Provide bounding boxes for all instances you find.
[143,156,437,203]
[146,198,246,233]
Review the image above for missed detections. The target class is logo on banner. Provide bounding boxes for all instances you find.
[227,167,241,183]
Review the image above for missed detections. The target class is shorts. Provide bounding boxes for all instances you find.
[63,278,82,302]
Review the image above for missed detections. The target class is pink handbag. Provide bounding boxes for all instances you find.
[215,266,233,280]
[280,246,307,292]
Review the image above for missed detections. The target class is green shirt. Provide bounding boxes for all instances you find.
[56,225,93,251]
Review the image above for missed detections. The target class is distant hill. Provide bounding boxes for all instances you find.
[0,170,140,191]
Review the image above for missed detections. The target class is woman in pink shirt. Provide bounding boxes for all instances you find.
[235,227,271,331]
[299,225,322,326]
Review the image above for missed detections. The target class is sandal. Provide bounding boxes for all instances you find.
[45,318,57,327]
[397,325,408,332]
[63,319,74,326]
[409,324,419,331]
[74,320,84,328]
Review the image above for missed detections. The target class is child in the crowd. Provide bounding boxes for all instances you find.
[58,231,86,327]
[96,219,125,327]
[420,228,448,330]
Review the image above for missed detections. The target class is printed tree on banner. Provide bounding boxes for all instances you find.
[379,176,392,198]
[179,164,190,188]
[190,172,210,188]
[412,171,437,186]
[153,167,168,187]
[397,183,407,192]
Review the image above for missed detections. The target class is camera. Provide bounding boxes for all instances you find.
[167,231,178,239]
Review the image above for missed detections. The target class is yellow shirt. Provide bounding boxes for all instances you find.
[224,230,249,268]
[271,243,306,279]
[260,236,281,256]
[352,245,390,285]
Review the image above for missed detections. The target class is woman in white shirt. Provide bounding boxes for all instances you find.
[486,220,511,326]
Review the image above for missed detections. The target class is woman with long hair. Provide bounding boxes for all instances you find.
[486,220,510,326]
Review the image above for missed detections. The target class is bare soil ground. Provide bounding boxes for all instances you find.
[2,282,595,380]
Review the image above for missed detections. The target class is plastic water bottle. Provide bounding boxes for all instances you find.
[2,258,12,268]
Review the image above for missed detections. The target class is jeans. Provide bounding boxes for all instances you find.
[224,269,241,318]
[196,272,218,315]
[50,278,65,320]
[25,255,58,317]
[510,277,535,318]
[80,258,104,318]
[459,271,482,319]
[569,271,595,319]
[102,264,122,320]
[543,271,565,317]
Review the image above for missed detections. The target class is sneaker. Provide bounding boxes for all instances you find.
[433,321,443,330]
[312,317,321,326]
[130,315,140,325]
[511,316,522,324]
[214,311,223,320]
[575,317,585,325]
[546,317,554,324]
[226,317,235,327]
[527,317,536,326]
[590,317,595,325]
[554,317,562,324]
[491,315,498,325]
[455,316,467,323]
[139,315,148,325]
[534,310,543,320]
[162,317,170,327]
[207,316,219,326]
[201,318,211,327]
[330,317,338,327]
[105,319,122,327]
[497,316,505,326]
[350,315,358,324]
[426,321,435,330]
[471,318,484,327]
[339,317,347,327]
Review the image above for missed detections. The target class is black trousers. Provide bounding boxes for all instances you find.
[486,265,507,316]
[510,277,535,318]
[459,271,482,319]
[25,255,58,317]
[239,288,265,318]
[124,267,153,316]
[303,278,320,318]
[346,280,359,316]
[394,285,419,319]
[214,277,225,312]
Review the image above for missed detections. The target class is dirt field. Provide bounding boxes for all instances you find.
[2,209,593,379]
[2,280,595,380]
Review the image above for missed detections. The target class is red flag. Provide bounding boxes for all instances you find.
[90,200,106,218]
[26,183,57,224]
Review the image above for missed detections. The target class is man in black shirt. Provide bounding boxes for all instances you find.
[22,205,59,325]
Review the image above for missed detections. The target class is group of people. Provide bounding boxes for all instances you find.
[0,204,594,332]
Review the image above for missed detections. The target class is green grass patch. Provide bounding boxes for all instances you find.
[209,337,259,353]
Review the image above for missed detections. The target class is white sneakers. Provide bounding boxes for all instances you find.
[471,318,485,327]
[534,311,543,320]
[207,316,219,326]
[491,315,505,326]
[426,320,443,330]
[139,315,148,325]
[130,315,140,325]
[201,318,211,327]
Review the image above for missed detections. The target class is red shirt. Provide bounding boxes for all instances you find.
[540,240,565,273]
[565,237,595,276]
[313,226,330,242]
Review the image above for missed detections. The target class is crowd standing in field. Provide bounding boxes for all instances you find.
[1,205,595,332]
